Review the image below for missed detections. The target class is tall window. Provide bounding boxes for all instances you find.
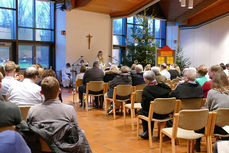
[0,0,55,69]
[112,16,166,65]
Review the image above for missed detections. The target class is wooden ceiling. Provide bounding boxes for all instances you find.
[73,0,229,26]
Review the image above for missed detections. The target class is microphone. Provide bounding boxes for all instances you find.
[80,56,84,58]
[108,55,112,58]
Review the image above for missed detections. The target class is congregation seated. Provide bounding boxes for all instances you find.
[106,66,132,114]
[168,64,180,80]
[6,66,44,105]
[131,64,145,86]
[1,61,18,100]
[195,65,209,86]
[160,63,171,80]
[79,61,104,107]
[26,76,91,152]
[202,65,222,98]
[138,71,171,139]
[0,72,22,127]
[104,64,120,82]
[151,66,167,83]
[170,68,203,99]
[0,130,31,153]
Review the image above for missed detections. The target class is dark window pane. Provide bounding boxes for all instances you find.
[36,46,49,68]
[113,19,123,35]
[0,9,16,39]
[18,45,33,69]
[0,47,10,65]
[18,28,33,40]
[36,29,53,42]
[36,1,52,29]
[0,0,16,8]
[18,0,33,27]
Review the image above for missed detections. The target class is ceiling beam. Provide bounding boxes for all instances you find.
[186,0,229,25]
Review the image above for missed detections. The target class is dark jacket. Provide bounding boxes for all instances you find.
[168,69,180,80]
[107,74,132,98]
[104,70,119,83]
[83,67,104,85]
[17,121,92,153]
[140,83,171,115]
[170,81,204,99]
[132,72,145,86]
[0,94,22,127]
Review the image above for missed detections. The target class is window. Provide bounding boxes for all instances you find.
[0,0,55,69]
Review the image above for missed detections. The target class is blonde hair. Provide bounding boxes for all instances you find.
[197,65,208,76]
[211,71,229,94]
[110,65,120,74]
[120,66,130,73]
[0,72,3,82]
[4,61,16,73]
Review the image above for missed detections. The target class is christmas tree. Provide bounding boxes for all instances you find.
[125,11,157,67]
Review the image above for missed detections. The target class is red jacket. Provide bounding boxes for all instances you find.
[202,80,212,98]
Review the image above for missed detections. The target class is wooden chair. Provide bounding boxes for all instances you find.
[105,85,133,119]
[73,79,83,103]
[40,138,52,152]
[124,90,142,130]
[209,108,229,153]
[19,106,31,120]
[83,81,105,111]
[160,109,212,153]
[133,84,146,91]
[180,98,203,110]
[0,126,16,132]
[137,98,179,148]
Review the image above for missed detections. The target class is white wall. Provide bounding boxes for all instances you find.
[166,22,178,50]
[56,9,66,71]
[180,15,229,67]
[66,9,112,67]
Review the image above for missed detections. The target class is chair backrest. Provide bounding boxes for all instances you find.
[40,138,52,152]
[75,79,83,92]
[19,106,31,120]
[178,109,209,130]
[215,108,229,127]
[0,126,16,132]
[131,90,142,108]
[87,81,104,92]
[180,98,202,110]
[135,84,146,91]
[148,98,177,119]
[115,85,132,97]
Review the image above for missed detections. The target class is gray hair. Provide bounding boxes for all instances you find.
[135,64,143,73]
[151,66,160,76]
[24,66,39,78]
[143,71,155,82]
[184,68,196,81]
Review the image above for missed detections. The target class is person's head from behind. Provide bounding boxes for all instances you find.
[80,65,86,73]
[120,66,130,73]
[131,64,136,70]
[41,69,57,80]
[197,65,208,77]
[66,63,71,68]
[4,61,16,76]
[183,68,196,82]
[97,51,103,57]
[24,66,39,83]
[110,64,120,74]
[160,63,167,70]
[135,64,143,73]
[41,76,60,101]
[209,65,222,79]
[93,61,100,68]
[220,63,226,70]
[151,66,161,76]
[212,71,229,94]
[143,71,155,84]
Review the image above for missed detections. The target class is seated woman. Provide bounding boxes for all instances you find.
[105,66,132,114]
[75,65,86,81]
[138,71,171,139]
[151,66,167,83]
[195,71,229,152]
[132,64,145,86]
[195,65,208,86]
[104,64,120,83]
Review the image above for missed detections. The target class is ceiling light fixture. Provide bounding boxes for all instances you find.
[179,0,194,9]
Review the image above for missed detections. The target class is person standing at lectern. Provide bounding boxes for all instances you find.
[94,51,105,70]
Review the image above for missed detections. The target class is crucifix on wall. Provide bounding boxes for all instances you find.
[86,34,93,49]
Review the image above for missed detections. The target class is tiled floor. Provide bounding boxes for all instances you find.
[62,88,208,153]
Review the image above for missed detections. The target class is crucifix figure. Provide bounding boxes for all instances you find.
[86,34,93,49]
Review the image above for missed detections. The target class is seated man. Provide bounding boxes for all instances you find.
[138,71,171,139]
[0,130,31,153]
[7,66,44,105]
[78,61,104,107]
[27,77,91,152]
[170,68,203,99]
[131,64,145,86]
[0,72,22,127]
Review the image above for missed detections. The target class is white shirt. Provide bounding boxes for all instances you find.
[1,76,18,96]
[6,78,44,105]
[160,69,171,80]
[224,69,229,77]
[75,73,84,81]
